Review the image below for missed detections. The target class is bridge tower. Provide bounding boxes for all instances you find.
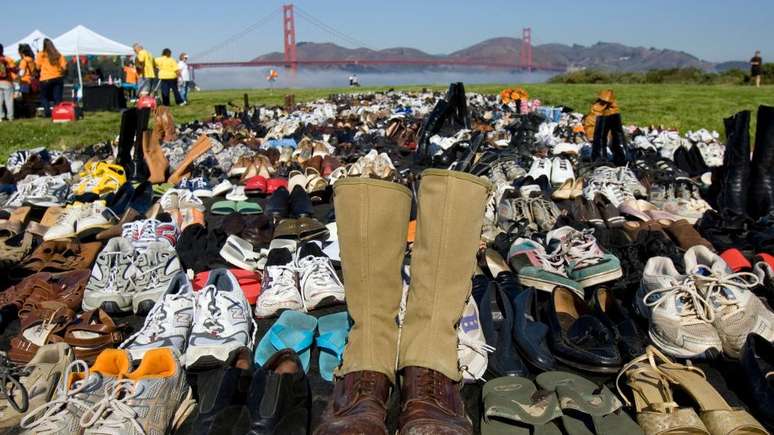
[283,4,297,71]
[520,28,533,72]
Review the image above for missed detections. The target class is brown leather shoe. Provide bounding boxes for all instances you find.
[314,371,390,435]
[398,367,472,435]
[18,269,90,321]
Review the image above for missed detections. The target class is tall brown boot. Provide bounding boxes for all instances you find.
[397,169,490,435]
[167,134,213,185]
[315,178,412,435]
[154,106,177,142]
[142,131,169,184]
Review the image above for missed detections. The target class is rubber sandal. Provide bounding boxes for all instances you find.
[254,310,317,373]
[481,376,563,435]
[316,311,350,382]
[210,200,237,215]
[536,371,642,435]
[236,201,262,215]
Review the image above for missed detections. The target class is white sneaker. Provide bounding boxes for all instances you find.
[255,248,303,318]
[44,203,87,241]
[295,241,345,311]
[685,246,774,358]
[211,179,233,197]
[75,201,118,237]
[638,256,722,359]
[120,272,194,361]
[186,269,254,369]
[552,142,580,155]
[550,157,574,185]
[131,242,183,314]
[82,237,138,314]
[527,157,551,180]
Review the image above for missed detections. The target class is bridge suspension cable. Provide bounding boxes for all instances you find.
[294,5,374,50]
[192,8,281,61]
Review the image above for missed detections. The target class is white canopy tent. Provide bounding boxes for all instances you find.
[5,30,49,60]
[52,25,134,97]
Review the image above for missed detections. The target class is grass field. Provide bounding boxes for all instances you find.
[0,84,772,160]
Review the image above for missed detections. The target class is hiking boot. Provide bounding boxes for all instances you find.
[82,237,137,314]
[314,371,390,435]
[397,366,471,435]
[255,248,302,318]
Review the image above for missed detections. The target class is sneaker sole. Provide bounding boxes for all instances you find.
[254,302,304,319]
[43,230,78,241]
[82,294,132,314]
[76,223,113,239]
[648,330,721,360]
[185,345,243,370]
[517,276,583,297]
[305,294,344,312]
[575,267,623,288]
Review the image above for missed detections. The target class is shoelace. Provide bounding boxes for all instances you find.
[690,266,759,315]
[562,229,604,268]
[20,360,95,432]
[536,245,567,275]
[267,266,298,296]
[0,353,30,413]
[79,379,145,435]
[457,333,495,357]
[643,277,714,323]
[297,256,338,289]
[120,294,181,347]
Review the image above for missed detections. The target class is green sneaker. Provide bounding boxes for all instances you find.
[547,226,623,288]
[509,237,583,297]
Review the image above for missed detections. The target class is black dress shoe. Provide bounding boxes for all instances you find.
[243,349,311,435]
[546,286,621,373]
[590,287,645,361]
[739,333,774,426]
[512,288,555,371]
[288,185,313,218]
[265,187,290,219]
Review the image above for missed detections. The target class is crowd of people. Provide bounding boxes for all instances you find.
[129,43,192,106]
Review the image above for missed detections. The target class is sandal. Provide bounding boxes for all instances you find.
[481,376,563,435]
[316,311,350,382]
[63,309,128,364]
[254,310,317,372]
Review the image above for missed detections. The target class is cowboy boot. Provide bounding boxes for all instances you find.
[129,108,151,182]
[154,106,177,142]
[397,169,490,435]
[749,106,774,219]
[591,114,608,162]
[117,108,137,174]
[142,131,169,184]
[715,110,751,217]
[314,178,412,435]
[167,134,214,185]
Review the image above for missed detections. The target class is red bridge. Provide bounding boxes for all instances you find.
[189,4,564,73]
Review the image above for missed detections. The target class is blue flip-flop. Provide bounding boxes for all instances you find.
[316,311,350,382]
[254,310,318,372]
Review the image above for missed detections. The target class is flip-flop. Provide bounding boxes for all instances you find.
[536,371,643,435]
[254,310,317,373]
[235,201,262,215]
[210,200,237,215]
[481,376,563,435]
[316,311,350,382]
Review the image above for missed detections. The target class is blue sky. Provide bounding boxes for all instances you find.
[2,0,772,63]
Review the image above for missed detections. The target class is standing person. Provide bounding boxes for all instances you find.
[122,60,138,101]
[0,44,17,121]
[36,38,67,117]
[155,48,183,106]
[177,52,191,105]
[751,50,763,87]
[17,44,39,118]
[352,74,360,87]
[133,43,157,96]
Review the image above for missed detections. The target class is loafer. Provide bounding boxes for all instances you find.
[546,286,621,373]
[265,187,290,219]
[511,288,555,371]
[288,185,313,218]
[590,287,645,361]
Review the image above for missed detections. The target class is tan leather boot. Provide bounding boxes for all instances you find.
[154,106,177,142]
[167,134,213,185]
[142,131,169,184]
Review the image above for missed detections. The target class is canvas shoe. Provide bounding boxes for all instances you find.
[124,218,179,248]
[131,242,183,314]
[19,349,131,435]
[685,246,774,358]
[43,202,87,241]
[187,269,255,369]
[550,157,574,185]
[75,201,118,238]
[0,343,75,429]
[82,237,138,314]
[509,238,583,297]
[79,348,190,435]
[120,274,194,361]
[255,248,303,318]
[295,241,345,311]
[526,157,551,180]
[549,226,622,288]
[638,256,721,359]
[24,175,70,207]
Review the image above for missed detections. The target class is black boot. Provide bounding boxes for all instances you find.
[415,99,450,164]
[446,82,470,129]
[129,108,151,182]
[591,115,608,162]
[117,108,137,174]
[749,106,774,219]
[716,110,751,216]
[605,113,628,166]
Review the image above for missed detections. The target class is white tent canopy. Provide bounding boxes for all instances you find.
[5,30,49,60]
[52,25,133,57]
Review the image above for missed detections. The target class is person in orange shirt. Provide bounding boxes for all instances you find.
[123,60,139,100]
[17,44,37,94]
[35,38,67,117]
[0,44,17,121]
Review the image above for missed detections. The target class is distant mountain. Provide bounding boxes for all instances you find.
[252,38,726,72]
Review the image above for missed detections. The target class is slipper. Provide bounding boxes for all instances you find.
[235,201,262,215]
[244,176,268,194]
[288,170,307,192]
[481,376,563,435]
[316,311,350,382]
[254,310,317,372]
[211,200,237,215]
[226,186,247,201]
[220,235,268,271]
[535,371,642,435]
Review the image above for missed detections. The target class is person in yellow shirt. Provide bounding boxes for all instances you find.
[155,48,183,106]
[133,43,157,96]
[35,38,67,117]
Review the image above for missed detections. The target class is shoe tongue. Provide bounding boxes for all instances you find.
[266,248,293,267]
[298,241,324,259]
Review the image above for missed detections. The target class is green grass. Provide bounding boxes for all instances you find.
[1,84,773,161]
